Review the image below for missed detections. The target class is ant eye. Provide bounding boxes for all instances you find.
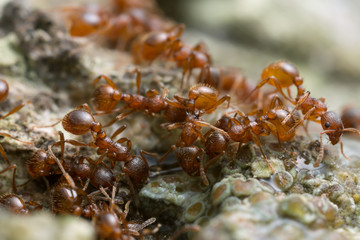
[196,156,201,162]
[325,122,330,128]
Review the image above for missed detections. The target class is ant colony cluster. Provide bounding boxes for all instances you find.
[0,0,359,239]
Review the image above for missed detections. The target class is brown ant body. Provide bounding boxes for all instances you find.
[0,193,30,214]
[165,84,231,116]
[341,106,360,130]
[246,61,305,103]
[61,104,151,188]
[131,24,184,64]
[281,92,360,167]
[198,65,257,103]
[92,71,187,124]
[160,115,230,185]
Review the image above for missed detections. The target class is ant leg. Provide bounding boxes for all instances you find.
[0,101,31,120]
[249,131,274,172]
[95,153,107,165]
[245,77,294,104]
[111,125,127,140]
[162,122,185,131]
[205,95,231,113]
[193,120,230,139]
[140,150,154,169]
[158,145,176,163]
[32,119,61,129]
[65,139,93,148]
[198,150,209,186]
[78,103,93,114]
[314,130,336,167]
[116,110,134,121]
[314,131,326,167]
[161,88,169,98]
[269,94,283,109]
[0,164,17,193]
[0,132,33,145]
[286,87,293,99]
[205,152,225,169]
[169,224,201,240]
[339,139,352,162]
[58,131,65,162]
[48,145,76,188]
[94,107,125,116]
[93,75,118,89]
[134,69,141,95]
[116,138,132,149]
[286,106,315,134]
[282,91,311,125]
[0,144,9,165]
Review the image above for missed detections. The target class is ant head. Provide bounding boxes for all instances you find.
[321,111,344,145]
[0,79,9,102]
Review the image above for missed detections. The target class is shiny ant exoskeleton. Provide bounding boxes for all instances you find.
[198,65,257,103]
[281,92,360,167]
[92,70,187,125]
[159,114,230,185]
[61,104,151,189]
[165,83,231,116]
[131,24,185,64]
[246,61,305,103]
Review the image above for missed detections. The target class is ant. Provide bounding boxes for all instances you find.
[341,106,360,130]
[198,65,257,103]
[165,83,231,116]
[60,104,152,189]
[166,40,212,89]
[159,114,230,185]
[280,92,360,167]
[92,70,187,124]
[131,24,185,64]
[246,61,305,103]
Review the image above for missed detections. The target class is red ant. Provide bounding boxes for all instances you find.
[280,91,360,166]
[60,104,152,189]
[0,193,42,214]
[198,65,257,103]
[165,83,231,116]
[131,24,185,64]
[166,40,212,89]
[159,114,230,185]
[246,61,305,103]
[92,70,187,124]
[341,106,360,130]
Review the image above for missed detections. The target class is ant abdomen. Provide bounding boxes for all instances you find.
[93,85,121,112]
[123,155,149,187]
[175,146,202,177]
[0,193,29,214]
[205,131,229,158]
[26,150,55,178]
[90,165,115,189]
